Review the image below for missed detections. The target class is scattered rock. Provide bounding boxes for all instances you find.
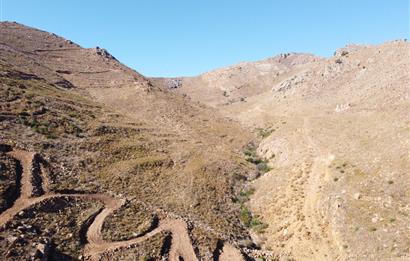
[54,79,75,89]
[335,103,351,112]
[167,78,182,89]
[94,46,117,60]
[6,235,18,243]
[0,144,12,152]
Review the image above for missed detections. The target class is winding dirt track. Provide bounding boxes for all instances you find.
[0,149,244,261]
[302,118,343,260]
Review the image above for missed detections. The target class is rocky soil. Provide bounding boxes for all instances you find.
[163,40,410,260]
[0,22,252,260]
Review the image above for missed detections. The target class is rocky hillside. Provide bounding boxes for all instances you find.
[0,22,259,260]
[161,40,410,260]
[1,20,409,261]
[152,52,321,107]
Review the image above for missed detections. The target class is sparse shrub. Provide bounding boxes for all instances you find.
[68,111,79,118]
[257,162,271,173]
[236,187,255,203]
[257,127,273,138]
[240,206,252,227]
[244,143,257,158]
[250,216,268,233]
[246,157,262,164]
[239,206,268,233]
[243,143,271,173]
[244,150,254,157]
[240,187,255,197]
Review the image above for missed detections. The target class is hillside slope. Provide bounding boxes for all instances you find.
[0,22,258,260]
[162,40,410,260]
[1,21,409,261]
[152,52,321,107]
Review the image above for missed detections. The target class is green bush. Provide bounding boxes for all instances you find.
[236,187,255,203]
[239,187,255,198]
[257,162,271,173]
[240,206,268,233]
[240,206,252,227]
[250,216,268,233]
[244,143,257,157]
[246,157,263,165]
[243,143,271,173]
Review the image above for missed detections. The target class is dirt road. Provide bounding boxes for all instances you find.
[0,148,245,261]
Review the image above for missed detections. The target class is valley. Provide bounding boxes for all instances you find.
[0,21,409,260]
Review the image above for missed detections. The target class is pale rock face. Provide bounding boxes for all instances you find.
[335,103,351,112]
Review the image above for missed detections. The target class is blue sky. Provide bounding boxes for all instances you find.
[1,0,409,77]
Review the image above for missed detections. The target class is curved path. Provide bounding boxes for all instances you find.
[219,244,245,261]
[0,149,244,261]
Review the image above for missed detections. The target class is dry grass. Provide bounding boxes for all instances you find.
[102,199,156,241]
[100,231,170,261]
[0,48,254,258]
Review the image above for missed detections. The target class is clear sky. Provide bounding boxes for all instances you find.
[1,0,409,77]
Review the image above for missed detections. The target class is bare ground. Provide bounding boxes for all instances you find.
[0,148,246,261]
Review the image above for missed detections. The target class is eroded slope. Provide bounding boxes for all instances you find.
[168,40,410,260]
